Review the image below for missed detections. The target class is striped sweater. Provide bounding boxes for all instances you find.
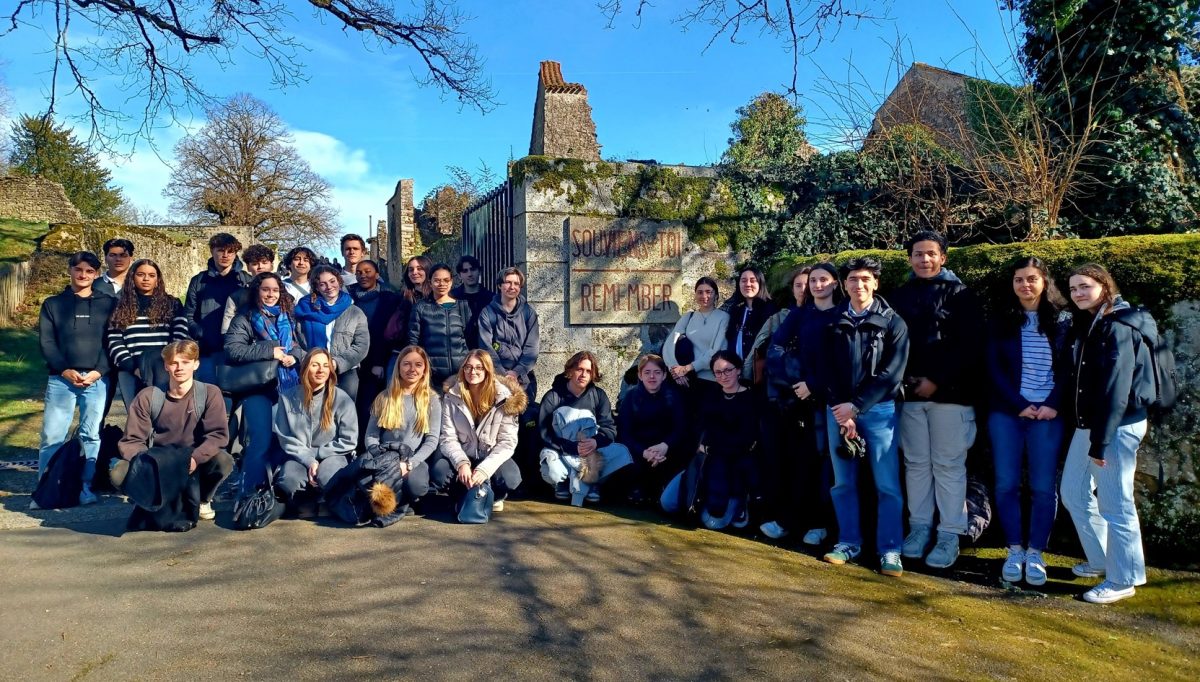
[107,297,191,372]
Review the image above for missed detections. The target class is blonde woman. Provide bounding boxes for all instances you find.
[433,350,527,515]
[362,346,442,515]
[273,349,359,507]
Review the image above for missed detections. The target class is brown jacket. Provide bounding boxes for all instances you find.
[118,382,229,463]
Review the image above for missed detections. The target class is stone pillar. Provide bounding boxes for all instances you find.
[386,179,416,268]
[529,61,602,161]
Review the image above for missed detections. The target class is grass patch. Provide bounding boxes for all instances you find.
[0,328,46,459]
[0,219,49,265]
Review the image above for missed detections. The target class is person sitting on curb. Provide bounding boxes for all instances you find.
[537,351,633,506]
[272,348,359,515]
[112,340,233,527]
[34,251,116,509]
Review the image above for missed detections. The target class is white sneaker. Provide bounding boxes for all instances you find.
[759,521,789,539]
[28,499,41,511]
[198,502,216,520]
[1025,550,1048,586]
[491,500,505,513]
[79,488,98,506]
[1001,546,1025,583]
[802,528,828,546]
[1072,562,1105,579]
[1082,580,1135,604]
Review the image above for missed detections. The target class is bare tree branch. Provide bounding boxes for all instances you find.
[2,0,495,152]
[601,0,888,96]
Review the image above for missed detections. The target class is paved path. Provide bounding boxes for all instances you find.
[1,496,1197,681]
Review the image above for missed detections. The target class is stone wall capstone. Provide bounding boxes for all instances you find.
[0,175,84,224]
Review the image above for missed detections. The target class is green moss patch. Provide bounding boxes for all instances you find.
[0,219,50,265]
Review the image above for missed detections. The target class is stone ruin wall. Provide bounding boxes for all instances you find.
[0,175,84,223]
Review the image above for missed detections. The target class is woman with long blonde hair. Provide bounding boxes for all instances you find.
[359,346,442,517]
[432,350,527,517]
[273,349,359,512]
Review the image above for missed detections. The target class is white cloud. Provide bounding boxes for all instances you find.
[291,129,371,183]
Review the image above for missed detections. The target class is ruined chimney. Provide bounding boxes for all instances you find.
[529,61,602,160]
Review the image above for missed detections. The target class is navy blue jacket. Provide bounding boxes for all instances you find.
[617,383,687,458]
[985,312,1071,415]
[822,297,909,413]
[1069,299,1158,460]
[477,295,540,390]
[767,302,841,406]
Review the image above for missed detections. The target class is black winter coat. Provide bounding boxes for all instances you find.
[888,270,982,405]
[725,298,778,359]
[822,297,910,413]
[183,259,252,355]
[324,446,411,527]
[350,285,402,373]
[408,299,472,386]
[1069,299,1158,460]
[617,384,687,459]
[766,302,841,406]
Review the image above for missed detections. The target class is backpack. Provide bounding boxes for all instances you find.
[231,466,283,530]
[1119,313,1179,412]
[93,424,125,492]
[31,439,84,509]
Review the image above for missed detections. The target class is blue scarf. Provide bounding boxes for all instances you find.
[252,305,299,391]
[295,291,352,351]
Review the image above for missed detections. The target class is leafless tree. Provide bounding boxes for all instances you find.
[164,93,338,251]
[598,0,888,95]
[1,0,494,150]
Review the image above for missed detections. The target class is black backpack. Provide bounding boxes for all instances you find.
[1120,313,1179,413]
[31,439,84,509]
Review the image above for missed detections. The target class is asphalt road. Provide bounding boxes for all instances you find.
[1,498,1197,681]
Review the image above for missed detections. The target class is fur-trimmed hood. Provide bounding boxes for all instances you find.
[443,374,528,417]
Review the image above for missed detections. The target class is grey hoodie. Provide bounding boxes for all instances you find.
[477,294,540,386]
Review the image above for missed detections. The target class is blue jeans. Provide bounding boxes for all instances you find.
[826,401,903,554]
[38,375,107,479]
[988,411,1063,551]
[1061,423,1148,587]
[236,395,278,489]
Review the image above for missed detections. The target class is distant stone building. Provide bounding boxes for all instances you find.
[0,175,84,223]
[529,61,602,160]
[866,62,976,158]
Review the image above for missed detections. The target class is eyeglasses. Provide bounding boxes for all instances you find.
[463,365,486,373]
[713,367,738,376]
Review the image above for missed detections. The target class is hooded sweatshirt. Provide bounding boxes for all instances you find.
[888,268,983,405]
[538,375,617,456]
[39,288,116,375]
[477,294,540,387]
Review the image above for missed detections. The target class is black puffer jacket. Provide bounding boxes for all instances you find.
[887,269,982,405]
[1070,299,1158,460]
[822,297,910,413]
[408,299,472,386]
[324,445,412,527]
[766,302,841,406]
[350,285,402,375]
[183,259,252,355]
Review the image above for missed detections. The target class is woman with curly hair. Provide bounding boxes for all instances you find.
[106,258,189,407]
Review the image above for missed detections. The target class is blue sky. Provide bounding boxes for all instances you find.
[1,1,1020,254]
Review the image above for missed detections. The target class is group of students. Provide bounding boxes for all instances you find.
[34,230,1160,605]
